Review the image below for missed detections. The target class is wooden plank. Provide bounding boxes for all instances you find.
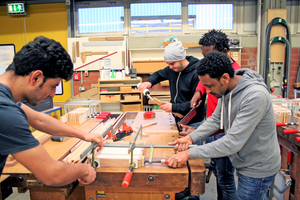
[76,41,80,57]
[88,37,124,41]
[95,147,143,168]
[132,61,166,74]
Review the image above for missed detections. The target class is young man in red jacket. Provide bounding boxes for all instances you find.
[182,30,241,200]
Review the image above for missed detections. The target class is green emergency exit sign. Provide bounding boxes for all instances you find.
[7,2,27,16]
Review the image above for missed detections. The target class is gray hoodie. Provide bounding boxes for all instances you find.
[189,68,281,178]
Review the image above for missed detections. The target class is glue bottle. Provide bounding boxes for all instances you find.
[111,69,116,79]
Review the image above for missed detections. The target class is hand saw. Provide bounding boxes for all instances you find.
[178,107,197,127]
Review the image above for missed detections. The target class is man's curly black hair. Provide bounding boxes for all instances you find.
[6,36,73,82]
[197,52,234,79]
[198,29,230,52]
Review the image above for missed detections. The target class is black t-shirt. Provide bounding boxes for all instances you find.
[0,83,39,175]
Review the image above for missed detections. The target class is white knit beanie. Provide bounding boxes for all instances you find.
[164,41,185,62]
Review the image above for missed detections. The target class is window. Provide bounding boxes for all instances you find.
[188,4,233,30]
[130,2,182,34]
[74,1,238,36]
[0,44,15,75]
[78,6,124,34]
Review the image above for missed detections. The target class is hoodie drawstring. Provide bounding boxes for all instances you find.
[220,91,233,131]
[174,72,181,104]
[220,97,224,129]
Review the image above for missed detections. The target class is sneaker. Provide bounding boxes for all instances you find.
[188,195,200,200]
[175,187,190,200]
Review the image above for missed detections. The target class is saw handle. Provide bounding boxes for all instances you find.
[122,170,132,188]
[283,129,300,134]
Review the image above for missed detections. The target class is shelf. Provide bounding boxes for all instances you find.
[99,84,138,87]
[100,91,141,94]
[100,100,141,103]
[121,100,141,103]
[98,78,143,112]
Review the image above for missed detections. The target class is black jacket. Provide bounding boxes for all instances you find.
[147,56,206,125]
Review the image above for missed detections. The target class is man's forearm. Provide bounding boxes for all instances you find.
[44,162,90,186]
[31,112,86,139]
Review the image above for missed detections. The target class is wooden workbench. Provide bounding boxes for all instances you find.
[277,126,300,200]
[3,111,206,200]
[85,111,206,200]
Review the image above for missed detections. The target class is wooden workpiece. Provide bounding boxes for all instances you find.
[151,98,184,118]
[3,111,206,200]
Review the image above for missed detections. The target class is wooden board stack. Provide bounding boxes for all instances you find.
[64,107,89,125]
[273,104,291,123]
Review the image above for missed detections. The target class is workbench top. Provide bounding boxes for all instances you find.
[3,111,206,200]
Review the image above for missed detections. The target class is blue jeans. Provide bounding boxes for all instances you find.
[206,133,236,200]
[235,172,276,200]
[188,119,205,145]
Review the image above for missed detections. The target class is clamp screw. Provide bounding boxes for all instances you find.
[148,176,154,182]
[18,176,24,182]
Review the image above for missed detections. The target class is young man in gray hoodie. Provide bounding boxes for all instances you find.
[168,52,281,200]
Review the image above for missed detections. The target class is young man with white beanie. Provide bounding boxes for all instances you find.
[138,41,206,134]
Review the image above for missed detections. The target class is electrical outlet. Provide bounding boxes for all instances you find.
[79,87,85,92]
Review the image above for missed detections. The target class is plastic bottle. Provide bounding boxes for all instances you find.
[111,69,116,79]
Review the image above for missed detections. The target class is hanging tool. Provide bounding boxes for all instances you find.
[263,17,291,98]
[80,51,108,63]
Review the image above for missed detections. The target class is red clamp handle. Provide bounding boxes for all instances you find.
[283,129,300,134]
[161,159,168,165]
[296,137,300,142]
[287,152,292,163]
[122,171,132,188]
[276,123,286,127]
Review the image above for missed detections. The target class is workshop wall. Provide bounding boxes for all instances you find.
[0,3,71,102]
[1,2,299,100]
[138,47,300,100]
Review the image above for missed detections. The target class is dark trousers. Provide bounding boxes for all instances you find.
[205,133,236,200]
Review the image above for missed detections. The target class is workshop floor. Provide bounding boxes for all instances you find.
[6,159,236,200]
